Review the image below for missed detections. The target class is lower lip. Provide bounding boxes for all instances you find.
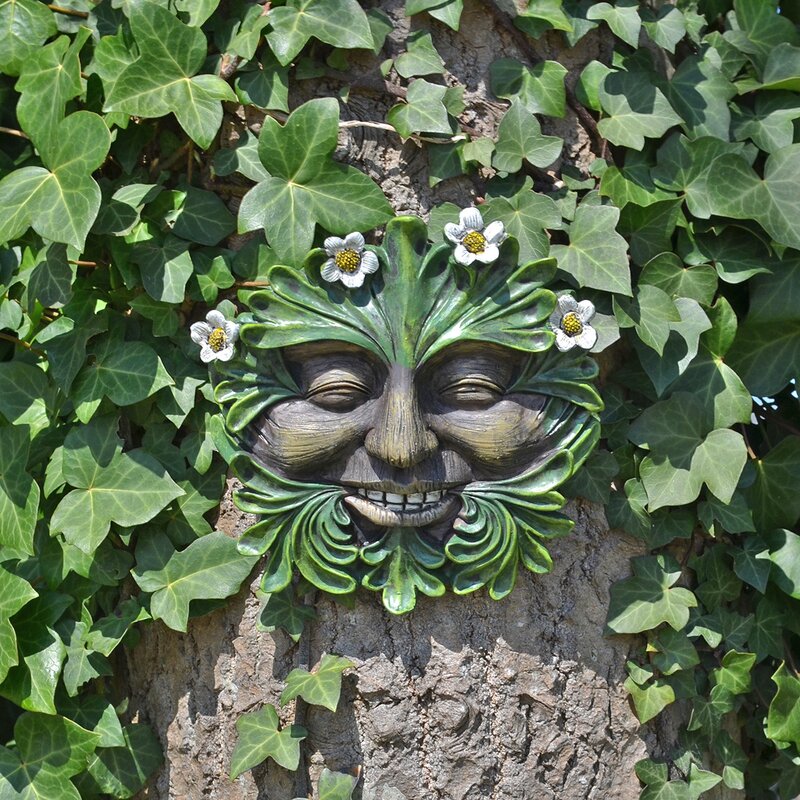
[343,494,459,528]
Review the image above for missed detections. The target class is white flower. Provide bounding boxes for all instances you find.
[444,207,506,265]
[549,295,597,352]
[190,309,239,363]
[321,232,379,288]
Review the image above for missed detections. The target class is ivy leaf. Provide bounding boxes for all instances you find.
[132,236,194,304]
[266,0,373,66]
[606,555,698,634]
[641,5,686,53]
[239,98,392,265]
[732,92,800,153]
[598,69,681,150]
[551,200,632,295]
[103,4,236,148]
[0,425,40,555]
[490,58,567,118]
[15,712,100,780]
[614,284,680,355]
[763,529,800,600]
[749,438,800,532]
[0,361,52,435]
[767,663,800,749]
[0,565,37,683]
[387,78,455,138]
[0,746,80,800]
[230,705,306,777]
[258,587,317,643]
[724,0,800,67]
[639,252,717,306]
[727,263,800,397]
[279,653,353,711]
[15,28,90,149]
[51,450,183,555]
[713,651,756,695]
[132,530,258,631]
[624,676,676,723]
[493,102,563,173]
[318,768,358,800]
[395,30,445,78]
[0,111,111,250]
[618,200,684,268]
[406,0,463,31]
[587,0,641,47]
[87,724,163,799]
[0,0,56,76]
[648,628,699,676]
[482,179,560,265]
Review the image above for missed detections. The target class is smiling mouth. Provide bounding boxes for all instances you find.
[342,487,461,527]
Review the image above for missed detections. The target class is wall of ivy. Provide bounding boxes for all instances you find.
[0,0,799,797]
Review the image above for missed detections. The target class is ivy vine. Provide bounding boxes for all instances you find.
[0,0,799,797]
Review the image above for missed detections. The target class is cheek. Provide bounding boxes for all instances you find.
[256,400,372,473]
[428,399,544,473]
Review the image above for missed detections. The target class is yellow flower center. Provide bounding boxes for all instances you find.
[560,312,583,337]
[334,249,361,273]
[462,230,487,254]
[208,327,228,352]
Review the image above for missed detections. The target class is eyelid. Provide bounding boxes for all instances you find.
[439,376,505,395]
[306,378,372,397]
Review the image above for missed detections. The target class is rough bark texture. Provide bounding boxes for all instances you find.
[127,492,657,800]
[125,3,671,797]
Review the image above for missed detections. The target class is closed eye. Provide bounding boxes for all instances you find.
[439,378,504,409]
[306,380,373,411]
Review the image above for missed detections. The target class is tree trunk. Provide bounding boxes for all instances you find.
[126,3,668,797]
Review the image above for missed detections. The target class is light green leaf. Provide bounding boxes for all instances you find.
[490,58,567,118]
[0,0,56,76]
[387,78,455,137]
[641,5,686,53]
[598,69,681,150]
[551,200,631,295]
[614,284,680,355]
[0,112,111,250]
[15,712,100,780]
[482,179,560,265]
[767,663,800,749]
[606,555,697,634]
[318,768,358,800]
[713,651,756,695]
[732,92,800,154]
[648,628,699,676]
[230,705,306,777]
[239,98,392,265]
[103,4,236,148]
[618,200,684,268]
[0,361,51,435]
[51,450,183,555]
[406,0,463,30]
[639,252,717,306]
[624,676,675,723]
[763,528,800,600]
[0,425,39,555]
[587,0,641,47]
[0,565,37,683]
[266,0,373,66]
[236,53,290,113]
[0,746,80,800]
[724,0,799,67]
[132,236,194,304]
[280,653,353,711]
[394,30,444,78]
[132,531,258,631]
[493,102,563,173]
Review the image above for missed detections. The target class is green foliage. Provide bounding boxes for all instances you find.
[0,0,799,797]
[280,653,353,712]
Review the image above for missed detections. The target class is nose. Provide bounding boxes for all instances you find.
[364,365,438,468]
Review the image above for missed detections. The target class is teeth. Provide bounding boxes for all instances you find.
[350,488,449,509]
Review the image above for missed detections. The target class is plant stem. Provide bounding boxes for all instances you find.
[0,126,29,139]
[48,4,89,17]
[0,332,45,356]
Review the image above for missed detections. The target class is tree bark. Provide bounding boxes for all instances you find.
[126,3,669,797]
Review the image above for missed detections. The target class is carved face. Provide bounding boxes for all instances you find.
[249,340,554,540]
[213,216,601,613]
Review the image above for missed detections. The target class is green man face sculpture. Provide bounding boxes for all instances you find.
[213,217,601,613]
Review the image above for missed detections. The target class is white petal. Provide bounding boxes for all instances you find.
[555,330,577,351]
[341,270,365,288]
[190,322,212,344]
[216,345,235,361]
[459,207,484,231]
[574,325,598,350]
[576,299,596,323]
[444,223,465,243]
[556,294,578,315]
[200,345,217,362]
[323,236,346,255]
[344,231,365,251]
[360,250,379,274]
[206,310,225,328]
[548,311,563,330]
[321,259,341,282]
[224,322,239,344]
[483,220,506,244]
[453,245,476,265]
[475,244,500,263]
